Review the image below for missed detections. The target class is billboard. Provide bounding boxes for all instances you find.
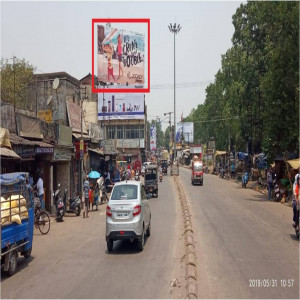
[150,125,156,151]
[176,122,194,143]
[66,101,88,134]
[97,25,145,86]
[98,92,144,120]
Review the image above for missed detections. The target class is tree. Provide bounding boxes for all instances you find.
[1,57,35,108]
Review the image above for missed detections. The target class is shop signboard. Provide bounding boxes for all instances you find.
[116,138,145,149]
[35,147,54,154]
[37,110,52,122]
[97,25,145,85]
[66,101,87,134]
[98,91,144,120]
[54,147,72,161]
[57,124,72,146]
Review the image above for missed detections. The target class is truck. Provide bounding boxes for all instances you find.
[1,172,34,276]
[191,156,204,186]
[162,150,169,160]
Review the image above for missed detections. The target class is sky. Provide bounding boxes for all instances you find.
[1,0,244,130]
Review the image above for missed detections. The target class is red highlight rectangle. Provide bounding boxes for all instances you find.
[92,18,150,93]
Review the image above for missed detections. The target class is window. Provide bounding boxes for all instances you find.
[111,185,138,200]
[117,125,124,139]
[140,125,144,139]
[107,126,115,139]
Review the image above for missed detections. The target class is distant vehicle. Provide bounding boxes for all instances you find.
[106,181,151,252]
[141,162,150,176]
[161,160,168,175]
[144,164,158,197]
[191,156,203,185]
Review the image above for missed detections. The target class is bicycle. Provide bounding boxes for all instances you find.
[34,197,51,234]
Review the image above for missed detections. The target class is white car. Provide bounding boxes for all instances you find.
[106,181,151,252]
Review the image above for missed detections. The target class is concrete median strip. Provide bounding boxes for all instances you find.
[174,176,198,299]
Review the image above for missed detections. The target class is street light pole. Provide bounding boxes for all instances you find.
[168,23,181,162]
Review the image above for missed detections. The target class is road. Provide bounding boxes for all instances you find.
[2,168,299,299]
[179,166,299,299]
[1,176,185,299]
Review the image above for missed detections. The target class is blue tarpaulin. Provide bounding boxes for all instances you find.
[0,172,27,185]
[238,152,249,161]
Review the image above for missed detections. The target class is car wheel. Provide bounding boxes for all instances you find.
[107,239,113,252]
[137,228,145,251]
[23,247,32,259]
[146,220,151,237]
[155,190,158,198]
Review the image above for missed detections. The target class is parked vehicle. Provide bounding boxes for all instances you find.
[100,185,109,204]
[1,172,34,276]
[242,172,249,188]
[63,189,81,216]
[191,156,203,185]
[54,183,64,222]
[106,181,151,252]
[144,164,158,198]
[141,162,150,177]
[161,160,168,175]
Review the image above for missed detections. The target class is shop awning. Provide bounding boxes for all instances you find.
[88,148,104,156]
[72,133,90,140]
[287,158,300,170]
[0,147,21,159]
[215,150,227,156]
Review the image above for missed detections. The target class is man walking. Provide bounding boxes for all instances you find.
[83,175,90,218]
[36,172,44,210]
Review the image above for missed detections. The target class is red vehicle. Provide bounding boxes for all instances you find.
[191,157,203,186]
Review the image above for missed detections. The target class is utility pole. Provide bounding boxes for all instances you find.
[13,55,16,113]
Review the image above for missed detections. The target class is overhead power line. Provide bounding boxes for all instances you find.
[151,80,213,90]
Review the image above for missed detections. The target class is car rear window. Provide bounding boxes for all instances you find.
[111,185,138,200]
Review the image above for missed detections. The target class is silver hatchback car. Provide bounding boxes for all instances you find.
[106,181,151,252]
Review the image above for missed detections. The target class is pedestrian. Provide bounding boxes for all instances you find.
[83,175,90,218]
[28,172,34,187]
[292,173,300,230]
[231,163,235,179]
[89,185,93,210]
[35,172,44,210]
[267,168,273,200]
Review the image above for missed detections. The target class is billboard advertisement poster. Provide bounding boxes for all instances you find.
[98,25,144,85]
[92,19,150,93]
[98,91,144,120]
[150,125,156,151]
[176,122,194,143]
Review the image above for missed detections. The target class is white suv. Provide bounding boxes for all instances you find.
[106,181,151,252]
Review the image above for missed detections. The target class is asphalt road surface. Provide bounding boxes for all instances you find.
[179,166,299,299]
[1,175,184,299]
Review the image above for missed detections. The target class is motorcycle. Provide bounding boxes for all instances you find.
[54,183,64,222]
[159,173,162,182]
[100,185,109,204]
[242,172,249,188]
[63,189,81,216]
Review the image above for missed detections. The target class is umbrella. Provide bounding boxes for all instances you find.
[89,171,100,179]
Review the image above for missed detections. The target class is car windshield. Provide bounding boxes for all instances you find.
[111,185,138,200]
[194,164,203,171]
